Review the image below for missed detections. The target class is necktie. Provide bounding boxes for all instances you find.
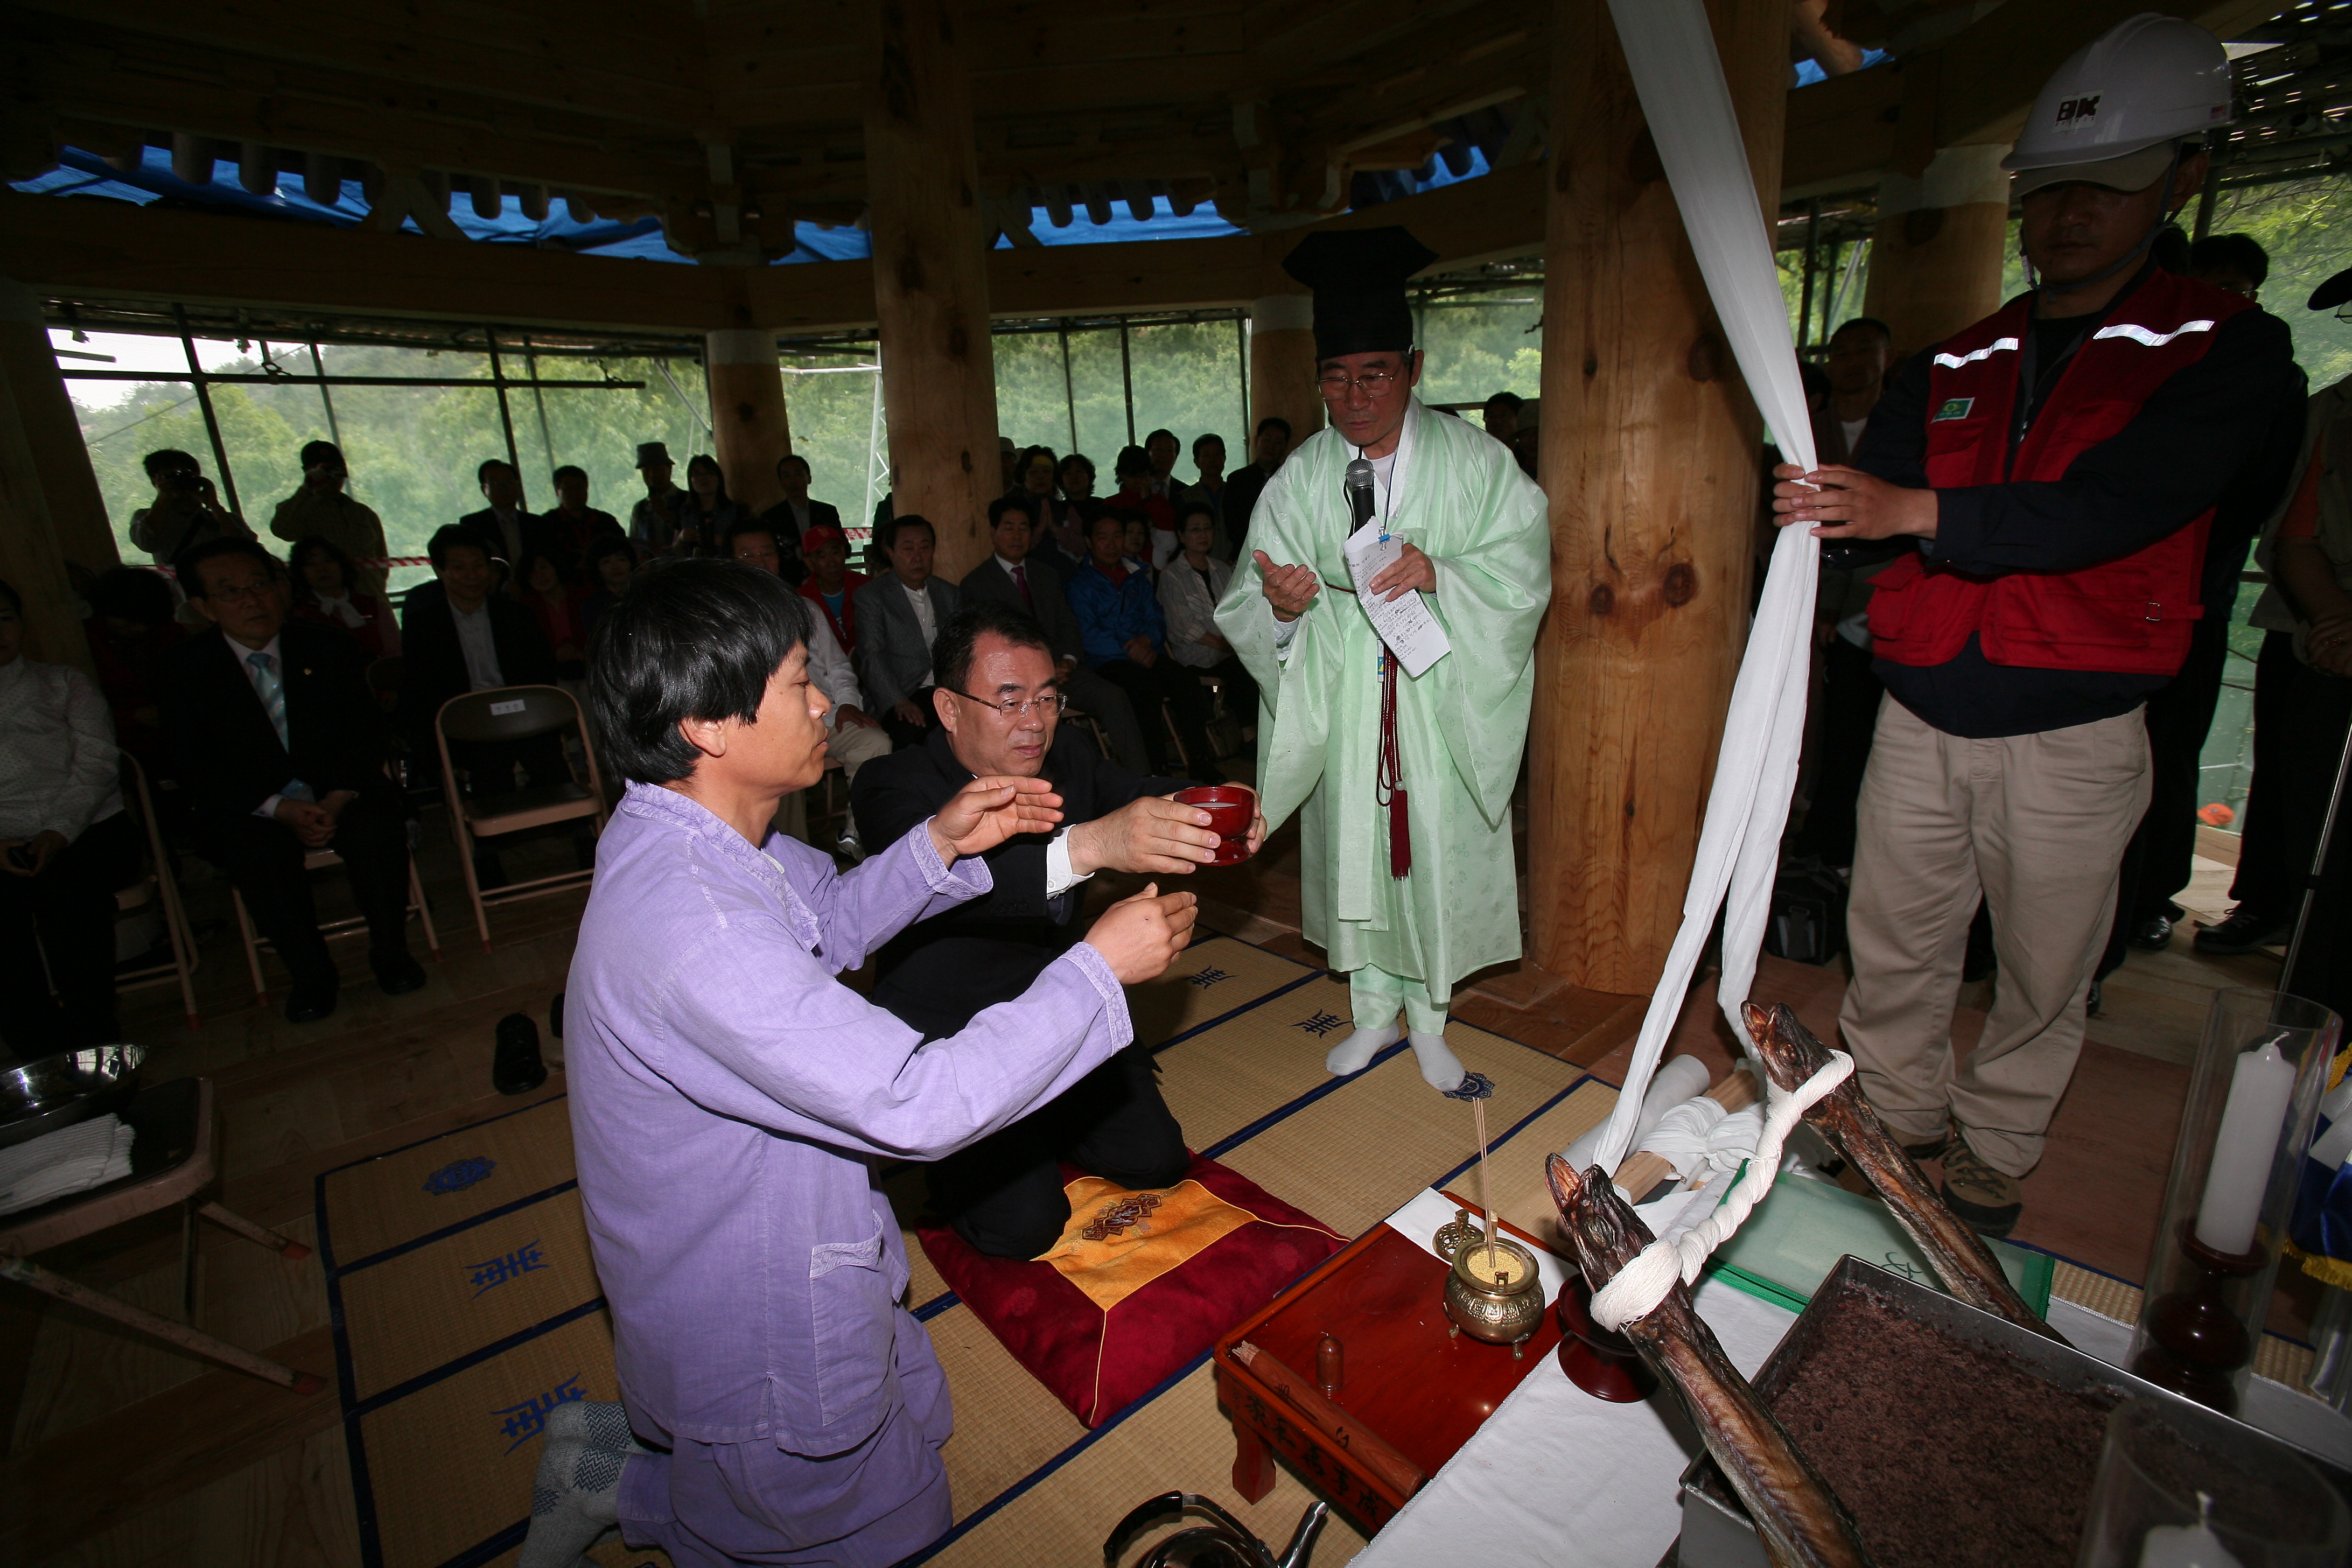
[248,650,289,749]
[1012,563,1031,608]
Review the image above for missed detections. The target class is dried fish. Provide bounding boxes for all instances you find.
[1740,1002,2066,1345]
[1545,1155,1872,1568]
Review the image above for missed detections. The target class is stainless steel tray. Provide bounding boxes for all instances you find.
[1676,1256,2352,1568]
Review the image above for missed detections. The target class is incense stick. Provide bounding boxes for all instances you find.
[1474,1095,1498,1272]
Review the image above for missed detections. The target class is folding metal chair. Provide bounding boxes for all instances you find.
[230,845,440,1005]
[111,753,201,1031]
[433,684,607,951]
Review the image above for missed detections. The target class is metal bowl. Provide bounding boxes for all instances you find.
[0,1044,147,1151]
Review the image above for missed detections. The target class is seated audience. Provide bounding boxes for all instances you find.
[155,541,423,1021]
[1121,515,1157,580]
[1006,445,1081,577]
[0,579,145,1048]
[1482,390,1523,445]
[1222,417,1290,559]
[457,457,554,575]
[1104,445,1177,568]
[1066,511,1220,781]
[799,524,865,652]
[270,441,388,597]
[545,465,624,568]
[82,565,186,764]
[755,455,834,582]
[399,527,575,886]
[853,515,960,749]
[288,534,401,660]
[1157,502,1258,725]
[580,536,640,639]
[516,549,590,680]
[1054,452,1103,562]
[725,520,890,789]
[671,454,744,556]
[960,496,1151,774]
[1182,433,1233,558]
[853,600,1250,1257]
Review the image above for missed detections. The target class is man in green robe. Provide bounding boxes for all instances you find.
[1214,227,1551,1090]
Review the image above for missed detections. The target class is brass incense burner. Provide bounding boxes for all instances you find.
[1436,1208,1544,1359]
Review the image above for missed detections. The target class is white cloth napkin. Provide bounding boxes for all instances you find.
[0,1114,135,1216]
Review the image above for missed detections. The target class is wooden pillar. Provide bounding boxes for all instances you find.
[1247,283,1322,453]
[0,327,93,674]
[0,278,118,573]
[706,328,793,517]
[865,0,1000,584]
[1861,145,2012,366]
[1527,0,1789,995]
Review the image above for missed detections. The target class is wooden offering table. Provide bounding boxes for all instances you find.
[1212,1196,1565,1533]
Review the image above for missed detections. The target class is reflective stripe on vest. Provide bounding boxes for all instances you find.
[1931,338,2021,369]
[2092,319,2217,348]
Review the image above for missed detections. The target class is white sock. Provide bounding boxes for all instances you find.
[1325,1019,1402,1076]
[1408,1030,1465,1091]
[520,1400,645,1568]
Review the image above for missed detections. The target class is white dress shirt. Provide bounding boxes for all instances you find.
[802,613,865,727]
[901,579,939,649]
[0,657,123,843]
[451,601,506,691]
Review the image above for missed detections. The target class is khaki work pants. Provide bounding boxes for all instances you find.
[1838,698,2151,1178]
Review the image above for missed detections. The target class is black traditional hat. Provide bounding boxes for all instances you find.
[1280,226,1438,360]
[2311,265,2352,312]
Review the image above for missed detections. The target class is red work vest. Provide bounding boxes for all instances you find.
[1866,272,2256,676]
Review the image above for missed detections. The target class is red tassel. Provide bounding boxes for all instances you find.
[1380,649,1411,877]
[1389,787,1411,877]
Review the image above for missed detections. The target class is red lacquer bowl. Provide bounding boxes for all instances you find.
[1174,783,1256,865]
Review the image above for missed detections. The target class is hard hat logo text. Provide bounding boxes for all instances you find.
[2055,95,2102,125]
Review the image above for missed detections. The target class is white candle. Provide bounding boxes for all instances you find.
[2137,1495,2245,1568]
[2193,1042,2297,1257]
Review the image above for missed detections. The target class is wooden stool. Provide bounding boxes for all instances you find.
[0,1079,325,1392]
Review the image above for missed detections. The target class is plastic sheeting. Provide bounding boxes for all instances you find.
[1588,0,1825,1176]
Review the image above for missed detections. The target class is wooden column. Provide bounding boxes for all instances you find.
[706,327,793,517]
[1861,145,2012,366]
[1247,283,1323,453]
[0,278,118,573]
[0,324,93,674]
[1528,0,1789,995]
[865,0,1000,584]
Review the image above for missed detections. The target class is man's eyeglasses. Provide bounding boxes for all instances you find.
[947,687,1067,719]
[1317,367,1409,398]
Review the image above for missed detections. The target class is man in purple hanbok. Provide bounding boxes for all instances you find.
[522,561,1196,1567]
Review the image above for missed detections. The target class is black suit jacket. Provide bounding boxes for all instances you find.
[851,725,1185,973]
[456,507,563,570]
[154,621,392,838]
[397,590,560,751]
[957,556,1086,667]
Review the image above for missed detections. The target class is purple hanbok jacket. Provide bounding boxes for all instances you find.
[565,783,1133,1454]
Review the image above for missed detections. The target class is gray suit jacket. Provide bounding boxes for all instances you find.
[958,556,1084,667]
[852,575,960,709]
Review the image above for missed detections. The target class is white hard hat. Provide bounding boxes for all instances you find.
[2004,13,2231,192]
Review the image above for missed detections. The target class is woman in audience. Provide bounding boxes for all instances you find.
[670,454,744,556]
[1055,452,1102,561]
[287,534,400,659]
[0,579,143,1050]
[1009,445,1079,575]
[580,536,640,638]
[1156,501,1257,733]
[82,565,186,765]
[1121,514,1157,582]
[517,548,592,681]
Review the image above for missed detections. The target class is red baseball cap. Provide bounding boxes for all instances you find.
[802,524,847,554]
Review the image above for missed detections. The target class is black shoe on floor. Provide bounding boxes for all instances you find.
[548,990,565,1040]
[2085,979,2103,1019]
[284,979,339,1024]
[371,947,426,995]
[2128,912,2174,952]
[2194,907,2291,955]
[493,1012,548,1096]
[1902,1132,1950,1162]
[1938,1140,2024,1238]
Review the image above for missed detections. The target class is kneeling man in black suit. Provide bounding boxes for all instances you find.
[852,600,1264,1258]
[158,538,422,1022]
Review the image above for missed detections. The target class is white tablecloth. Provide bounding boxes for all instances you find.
[1352,1192,2352,1568]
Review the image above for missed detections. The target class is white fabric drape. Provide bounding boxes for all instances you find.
[1589,0,1825,1174]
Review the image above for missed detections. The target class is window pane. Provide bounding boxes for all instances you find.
[779,350,881,541]
[992,330,1075,461]
[308,345,508,593]
[511,353,713,549]
[180,336,335,529]
[1125,321,1245,483]
[1065,327,1130,474]
[1412,296,1543,411]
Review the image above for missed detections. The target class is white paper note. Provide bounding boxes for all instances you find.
[1342,528,1452,677]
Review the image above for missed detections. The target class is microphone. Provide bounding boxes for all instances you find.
[1344,458,1377,534]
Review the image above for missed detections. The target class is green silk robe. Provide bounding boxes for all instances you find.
[1213,399,1551,993]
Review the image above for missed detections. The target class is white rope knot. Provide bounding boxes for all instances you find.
[1587,1049,1853,1333]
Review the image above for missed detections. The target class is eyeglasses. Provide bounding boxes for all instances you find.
[947,687,1067,719]
[203,579,276,603]
[1317,366,1411,399]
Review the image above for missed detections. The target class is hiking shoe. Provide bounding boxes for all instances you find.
[1938,1139,2023,1237]
[1901,1129,1950,1163]
[2194,907,2291,955]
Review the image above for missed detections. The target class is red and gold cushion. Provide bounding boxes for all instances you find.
[919,1152,1345,1427]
